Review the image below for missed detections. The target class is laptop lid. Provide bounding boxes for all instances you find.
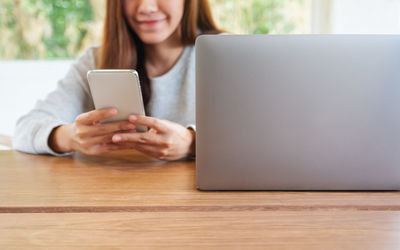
[196,35,400,190]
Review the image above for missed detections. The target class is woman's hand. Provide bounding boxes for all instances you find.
[49,108,136,155]
[112,115,195,161]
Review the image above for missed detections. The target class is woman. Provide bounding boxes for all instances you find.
[13,0,220,160]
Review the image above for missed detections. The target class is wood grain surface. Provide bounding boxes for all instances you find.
[1,211,400,249]
[1,150,399,249]
[0,150,399,209]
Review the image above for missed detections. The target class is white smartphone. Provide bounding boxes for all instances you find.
[87,69,147,132]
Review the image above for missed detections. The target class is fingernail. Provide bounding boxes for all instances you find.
[129,115,137,121]
[114,135,122,142]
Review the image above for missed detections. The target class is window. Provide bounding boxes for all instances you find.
[210,0,311,35]
[1,0,399,141]
[0,0,105,60]
[0,0,310,60]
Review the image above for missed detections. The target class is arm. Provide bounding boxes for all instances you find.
[13,47,97,155]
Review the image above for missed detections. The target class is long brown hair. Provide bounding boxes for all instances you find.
[98,0,220,106]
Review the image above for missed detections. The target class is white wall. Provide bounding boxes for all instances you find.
[331,0,400,34]
[0,60,72,149]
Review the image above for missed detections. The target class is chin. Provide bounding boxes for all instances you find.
[138,33,171,45]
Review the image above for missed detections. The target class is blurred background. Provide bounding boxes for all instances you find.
[1,0,400,147]
[0,0,312,60]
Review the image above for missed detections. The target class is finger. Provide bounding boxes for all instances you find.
[76,108,117,125]
[135,144,167,159]
[112,131,161,145]
[84,121,136,137]
[78,133,116,150]
[128,115,168,133]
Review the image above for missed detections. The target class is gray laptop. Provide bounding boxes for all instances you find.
[196,35,400,190]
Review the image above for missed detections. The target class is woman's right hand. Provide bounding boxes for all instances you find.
[49,108,136,155]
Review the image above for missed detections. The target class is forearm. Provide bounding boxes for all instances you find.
[48,124,73,153]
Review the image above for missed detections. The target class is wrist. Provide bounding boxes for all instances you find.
[49,124,73,153]
[187,128,196,157]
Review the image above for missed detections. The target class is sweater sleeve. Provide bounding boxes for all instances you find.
[186,124,196,131]
[13,46,98,156]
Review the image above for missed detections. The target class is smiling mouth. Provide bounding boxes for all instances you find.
[137,18,167,26]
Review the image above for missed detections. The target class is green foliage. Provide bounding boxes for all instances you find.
[210,0,306,34]
[0,0,93,59]
[27,0,93,58]
[0,0,307,60]
[0,0,35,59]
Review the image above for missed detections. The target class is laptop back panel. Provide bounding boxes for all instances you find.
[196,35,400,190]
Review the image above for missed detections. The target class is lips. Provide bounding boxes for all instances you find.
[140,19,163,24]
[136,18,167,26]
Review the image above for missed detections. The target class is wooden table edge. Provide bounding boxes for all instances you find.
[1,205,400,213]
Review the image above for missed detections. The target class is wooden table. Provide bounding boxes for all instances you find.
[0,150,399,249]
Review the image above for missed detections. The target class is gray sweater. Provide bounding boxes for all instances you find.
[13,45,196,156]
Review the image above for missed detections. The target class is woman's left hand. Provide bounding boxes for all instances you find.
[112,115,195,161]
